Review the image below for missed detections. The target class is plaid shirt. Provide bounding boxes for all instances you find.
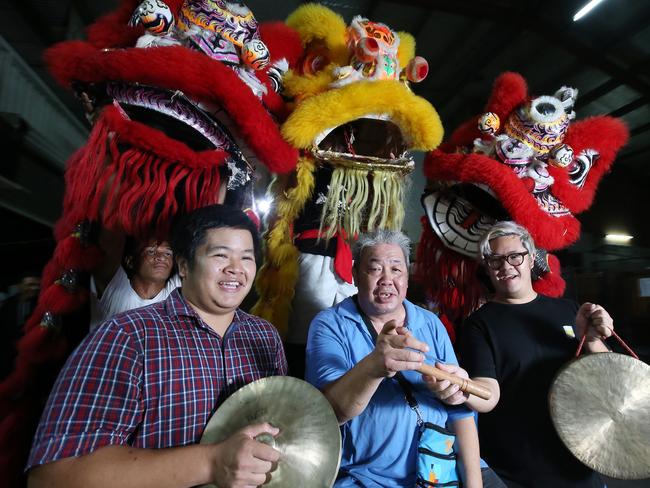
[27,288,286,469]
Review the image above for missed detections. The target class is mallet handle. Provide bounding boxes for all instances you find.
[417,363,492,400]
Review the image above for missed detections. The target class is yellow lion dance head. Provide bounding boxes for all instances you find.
[254,4,444,340]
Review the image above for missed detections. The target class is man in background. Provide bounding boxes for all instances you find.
[90,231,180,330]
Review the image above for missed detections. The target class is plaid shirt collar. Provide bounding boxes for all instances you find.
[163,288,245,331]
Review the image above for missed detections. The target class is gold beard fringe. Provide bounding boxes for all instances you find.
[319,167,407,240]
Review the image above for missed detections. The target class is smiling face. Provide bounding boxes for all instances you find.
[485,235,536,304]
[353,243,408,321]
[178,227,256,330]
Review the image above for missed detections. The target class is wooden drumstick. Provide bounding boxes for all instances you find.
[417,363,492,400]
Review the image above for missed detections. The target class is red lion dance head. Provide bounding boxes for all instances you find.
[0,1,302,484]
[416,72,628,333]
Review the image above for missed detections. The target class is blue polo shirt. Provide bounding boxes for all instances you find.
[306,297,473,487]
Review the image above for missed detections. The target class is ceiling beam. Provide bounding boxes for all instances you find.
[575,80,621,110]
[592,8,650,52]
[616,144,650,164]
[423,0,536,115]
[609,97,648,118]
[630,121,650,137]
[436,28,524,115]
[387,0,650,97]
[574,57,650,110]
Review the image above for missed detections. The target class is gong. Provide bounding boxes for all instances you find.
[549,352,650,480]
[200,376,341,487]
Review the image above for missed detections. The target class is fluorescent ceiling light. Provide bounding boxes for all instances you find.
[573,0,607,21]
[604,233,633,243]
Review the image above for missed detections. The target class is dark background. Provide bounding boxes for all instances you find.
[0,0,648,485]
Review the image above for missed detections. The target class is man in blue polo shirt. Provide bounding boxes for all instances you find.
[306,229,503,487]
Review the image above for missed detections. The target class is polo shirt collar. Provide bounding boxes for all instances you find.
[338,295,423,331]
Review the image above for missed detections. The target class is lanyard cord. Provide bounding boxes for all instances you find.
[352,296,424,427]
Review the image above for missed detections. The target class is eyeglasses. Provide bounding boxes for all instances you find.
[484,251,529,270]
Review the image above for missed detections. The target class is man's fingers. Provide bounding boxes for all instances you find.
[384,349,425,372]
[380,320,399,335]
[241,422,279,439]
[251,440,281,463]
[404,336,429,353]
[439,383,460,400]
[578,302,595,318]
[423,376,454,392]
[387,334,429,353]
[581,302,604,318]
[424,375,466,404]
[395,326,411,336]
[445,389,467,405]
[391,360,427,372]
[584,306,614,338]
[435,362,469,379]
[434,362,457,373]
[239,471,269,487]
[593,323,613,338]
[422,374,437,384]
[246,457,275,475]
[381,354,424,375]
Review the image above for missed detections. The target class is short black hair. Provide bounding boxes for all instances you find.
[171,204,260,267]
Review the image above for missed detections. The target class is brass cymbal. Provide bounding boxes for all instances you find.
[549,353,650,480]
[200,376,341,488]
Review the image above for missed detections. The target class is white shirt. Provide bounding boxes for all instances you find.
[89,266,181,331]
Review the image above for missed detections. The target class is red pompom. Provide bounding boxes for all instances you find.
[406,56,428,83]
[355,37,379,63]
[484,72,529,121]
[532,254,566,297]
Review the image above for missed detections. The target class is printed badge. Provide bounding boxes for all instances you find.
[563,325,575,338]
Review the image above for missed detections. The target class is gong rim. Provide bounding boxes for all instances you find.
[549,353,650,480]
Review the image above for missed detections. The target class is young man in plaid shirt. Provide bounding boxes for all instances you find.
[27,205,287,488]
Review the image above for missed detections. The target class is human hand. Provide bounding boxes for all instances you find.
[422,363,470,406]
[369,320,428,378]
[576,303,614,344]
[210,423,280,488]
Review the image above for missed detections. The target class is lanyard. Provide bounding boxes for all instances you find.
[352,295,424,426]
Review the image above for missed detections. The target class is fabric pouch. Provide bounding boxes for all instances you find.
[415,422,459,487]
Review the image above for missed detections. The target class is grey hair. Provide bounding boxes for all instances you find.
[478,221,536,262]
[352,229,411,269]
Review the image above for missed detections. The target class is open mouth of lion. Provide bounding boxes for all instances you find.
[312,117,414,174]
[423,177,573,258]
[423,182,510,258]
